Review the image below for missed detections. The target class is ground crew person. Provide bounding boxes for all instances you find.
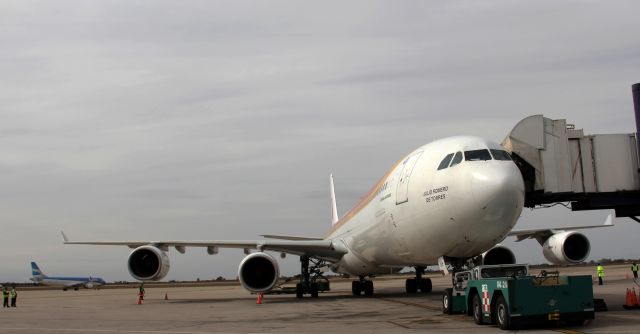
[632,262,638,280]
[10,287,17,307]
[2,287,8,308]
[597,263,605,285]
[139,283,145,300]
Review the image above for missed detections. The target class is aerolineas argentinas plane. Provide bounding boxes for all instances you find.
[63,136,609,297]
[30,262,106,291]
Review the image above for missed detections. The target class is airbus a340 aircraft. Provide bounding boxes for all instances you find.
[30,262,106,291]
[63,136,611,297]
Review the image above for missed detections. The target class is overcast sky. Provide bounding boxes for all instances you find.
[1,1,639,282]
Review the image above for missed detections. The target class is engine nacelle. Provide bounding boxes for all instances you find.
[479,246,516,265]
[542,231,590,264]
[84,282,94,289]
[238,252,279,293]
[127,245,170,281]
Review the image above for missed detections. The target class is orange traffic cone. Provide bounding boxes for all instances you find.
[623,288,638,309]
[632,288,639,307]
[164,293,168,300]
[256,293,263,305]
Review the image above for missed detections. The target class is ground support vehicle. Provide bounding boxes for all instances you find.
[442,264,594,330]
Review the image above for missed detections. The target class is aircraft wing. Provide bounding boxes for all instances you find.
[61,232,347,261]
[260,234,324,241]
[508,214,614,242]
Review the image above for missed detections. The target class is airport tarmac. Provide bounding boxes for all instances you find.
[2,264,640,333]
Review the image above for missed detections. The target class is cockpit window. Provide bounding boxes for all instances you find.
[437,153,454,170]
[464,149,492,161]
[490,149,512,161]
[450,151,463,167]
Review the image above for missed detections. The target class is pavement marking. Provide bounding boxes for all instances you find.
[4,329,214,334]
[388,321,411,329]
[376,296,442,311]
[551,329,585,334]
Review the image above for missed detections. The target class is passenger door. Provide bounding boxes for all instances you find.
[396,151,423,204]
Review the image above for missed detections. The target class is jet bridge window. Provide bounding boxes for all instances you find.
[464,149,492,161]
[437,153,455,170]
[449,151,463,167]
[490,149,512,161]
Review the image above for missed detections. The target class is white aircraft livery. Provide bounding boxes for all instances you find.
[30,262,106,291]
[63,136,612,297]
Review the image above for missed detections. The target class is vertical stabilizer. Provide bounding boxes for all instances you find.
[330,174,339,226]
[31,262,45,278]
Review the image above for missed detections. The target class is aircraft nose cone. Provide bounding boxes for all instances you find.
[470,163,525,230]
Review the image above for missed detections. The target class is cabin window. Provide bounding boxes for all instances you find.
[464,149,492,161]
[490,149,512,161]
[437,153,454,170]
[449,151,463,167]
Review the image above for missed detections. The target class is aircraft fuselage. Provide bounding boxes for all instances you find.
[328,136,525,275]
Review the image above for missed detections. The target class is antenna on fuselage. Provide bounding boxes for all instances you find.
[330,174,339,226]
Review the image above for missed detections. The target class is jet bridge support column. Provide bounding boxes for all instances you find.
[632,83,640,170]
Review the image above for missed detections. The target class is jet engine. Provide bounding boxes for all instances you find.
[127,245,170,281]
[478,246,516,265]
[85,282,94,289]
[238,252,279,293]
[542,231,590,264]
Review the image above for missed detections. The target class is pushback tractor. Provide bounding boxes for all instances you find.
[442,264,594,330]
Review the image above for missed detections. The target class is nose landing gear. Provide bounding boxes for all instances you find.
[405,266,432,293]
[352,276,374,296]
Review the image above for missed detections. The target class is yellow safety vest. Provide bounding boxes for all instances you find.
[632,264,638,272]
[597,265,604,277]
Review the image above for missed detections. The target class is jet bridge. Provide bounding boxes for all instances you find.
[502,83,640,220]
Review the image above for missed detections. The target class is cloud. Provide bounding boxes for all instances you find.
[0,0,639,282]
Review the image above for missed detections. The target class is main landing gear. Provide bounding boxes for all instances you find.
[295,256,329,298]
[352,276,374,296]
[405,266,432,294]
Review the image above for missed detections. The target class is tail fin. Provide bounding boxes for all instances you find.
[330,174,339,226]
[31,262,45,277]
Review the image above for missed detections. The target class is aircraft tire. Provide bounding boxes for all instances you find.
[352,281,362,296]
[363,281,374,296]
[419,278,432,293]
[296,283,303,298]
[405,279,417,293]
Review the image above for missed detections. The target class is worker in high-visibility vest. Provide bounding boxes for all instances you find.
[632,262,638,280]
[597,263,605,285]
[1,287,8,308]
[10,287,17,307]
[139,283,145,300]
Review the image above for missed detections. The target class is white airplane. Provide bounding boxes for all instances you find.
[30,262,106,291]
[62,136,612,297]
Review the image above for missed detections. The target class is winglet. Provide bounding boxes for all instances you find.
[330,174,339,226]
[61,231,69,243]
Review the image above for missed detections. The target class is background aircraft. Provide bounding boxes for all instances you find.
[30,262,106,291]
